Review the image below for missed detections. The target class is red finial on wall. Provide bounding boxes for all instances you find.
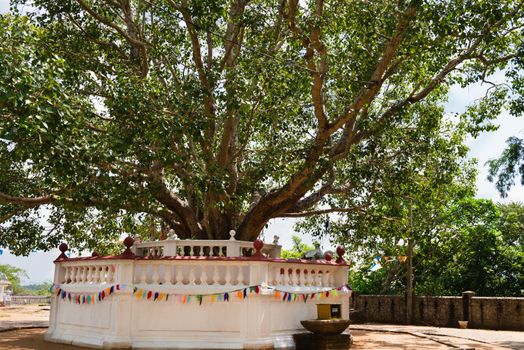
[336,246,346,264]
[57,243,68,260]
[120,236,135,258]
[253,239,265,258]
[324,251,333,261]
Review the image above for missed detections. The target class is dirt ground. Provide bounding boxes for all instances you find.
[350,329,512,349]
[0,304,49,331]
[0,306,520,349]
[0,328,516,350]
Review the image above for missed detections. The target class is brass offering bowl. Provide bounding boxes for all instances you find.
[300,319,351,334]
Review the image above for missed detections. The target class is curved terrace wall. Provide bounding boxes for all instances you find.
[46,237,350,349]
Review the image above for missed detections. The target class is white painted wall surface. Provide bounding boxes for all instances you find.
[46,258,350,349]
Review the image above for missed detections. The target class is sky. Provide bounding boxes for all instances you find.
[0,1,522,284]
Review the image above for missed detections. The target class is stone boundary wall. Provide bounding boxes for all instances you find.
[350,293,524,331]
[9,296,50,305]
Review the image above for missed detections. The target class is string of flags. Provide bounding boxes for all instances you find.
[132,284,352,305]
[53,284,122,304]
[52,283,351,306]
[370,255,408,271]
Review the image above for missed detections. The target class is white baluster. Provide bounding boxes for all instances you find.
[212,265,219,285]
[269,266,275,285]
[80,266,87,283]
[225,266,232,285]
[302,270,308,286]
[310,271,316,286]
[238,265,245,286]
[199,245,205,257]
[140,265,147,284]
[189,246,194,257]
[219,246,224,257]
[103,266,109,283]
[201,266,208,285]
[175,266,184,285]
[87,266,96,283]
[164,265,172,285]
[328,271,335,287]
[291,269,298,286]
[89,267,96,283]
[74,266,80,283]
[76,267,82,283]
[86,266,93,283]
[297,269,303,286]
[152,265,160,284]
[322,271,329,286]
[277,268,284,286]
[94,266,99,283]
[314,271,320,286]
[286,269,292,286]
[110,265,116,283]
[105,266,111,283]
[63,267,70,284]
[188,266,196,284]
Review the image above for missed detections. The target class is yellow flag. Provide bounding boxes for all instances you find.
[275,291,281,299]
[211,294,216,303]
[137,290,143,299]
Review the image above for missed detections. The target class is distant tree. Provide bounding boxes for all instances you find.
[22,282,53,296]
[340,199,524,296]
[414,198,524,296]
[281,235,314,259]
[497,201,524,244]
[0,264,28,295]
[487,136,524,197]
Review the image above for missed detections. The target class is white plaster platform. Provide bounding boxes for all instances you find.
[46,238,350,349]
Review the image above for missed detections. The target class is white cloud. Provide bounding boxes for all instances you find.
[0,1,9,14]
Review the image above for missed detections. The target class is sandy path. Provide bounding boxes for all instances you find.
[0,328,515,350]
[0,305,49,331]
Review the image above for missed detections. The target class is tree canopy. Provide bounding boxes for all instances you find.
[1,0,523,254]
[487,136,524,197]
[0,264,28,295]
[342,199,524,297]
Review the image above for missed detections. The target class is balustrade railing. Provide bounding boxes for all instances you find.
[133,231,281,258]
[53,237,347,293]
[133,261,250,287]
[60,262,116,285]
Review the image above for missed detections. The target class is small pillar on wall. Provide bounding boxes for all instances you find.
[462,291,475,322]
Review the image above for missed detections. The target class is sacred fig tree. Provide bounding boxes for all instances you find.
[0,0,523,254]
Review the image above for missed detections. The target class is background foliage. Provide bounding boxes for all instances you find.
[1,1,523,254]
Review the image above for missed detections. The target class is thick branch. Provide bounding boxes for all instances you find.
[328,0,421,136]
[147,172,202,237]
[172,0,216,153]
[0,192,58,206]
[277,205,368,218]
[75,0,148,47]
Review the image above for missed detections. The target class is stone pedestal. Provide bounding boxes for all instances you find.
[293,333,351,350]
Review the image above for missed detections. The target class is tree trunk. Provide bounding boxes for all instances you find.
[406,200,414,324]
